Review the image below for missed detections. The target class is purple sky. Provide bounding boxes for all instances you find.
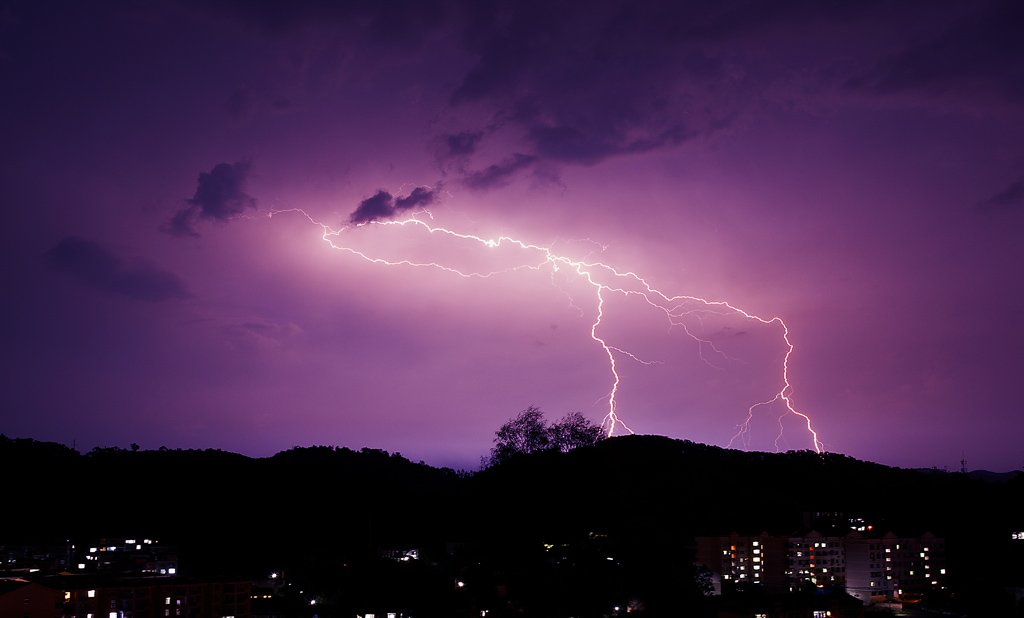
[2,0,1022,472]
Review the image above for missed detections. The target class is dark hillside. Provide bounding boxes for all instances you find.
[3,433,1021,616]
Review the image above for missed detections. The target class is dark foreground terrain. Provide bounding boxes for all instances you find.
[3,434,1022,617]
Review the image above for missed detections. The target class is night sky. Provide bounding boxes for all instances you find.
[2,0,1022,472]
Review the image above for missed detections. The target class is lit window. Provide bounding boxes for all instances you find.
[940,569,946,575]
[88,591,96,598]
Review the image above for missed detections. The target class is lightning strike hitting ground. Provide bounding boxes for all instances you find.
[267,207,824,454]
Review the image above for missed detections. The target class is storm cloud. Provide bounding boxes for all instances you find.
[166,161,258,237]
[462,154,538,191]
[349,187,439,224]
[45,237,191,302]
[847,0,1024,101]
[977,178,1024,212]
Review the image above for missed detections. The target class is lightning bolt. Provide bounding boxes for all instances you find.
[264,206,823,454]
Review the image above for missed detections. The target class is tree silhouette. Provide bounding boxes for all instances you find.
[489,405,549,466]
[550,411,604,453]
[487,406,603,466]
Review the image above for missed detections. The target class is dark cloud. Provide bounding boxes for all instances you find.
[847,1,1024,101]
[349,187,439,224]
[166,161,257,237]
[187,160,257,219]
[528,124,693,165]
[349,190,395,225]
[462,153,538,191]
[45,237,191,302]
[434,132,484,177]
[394,186,438,211]
[444,131,483,158]
[189,0,941,185]
[444,1,810,178]
[178,0,448,50]
[977,178,1024,212]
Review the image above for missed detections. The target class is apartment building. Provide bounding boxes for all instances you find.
[697,530,945,603]
[844,531,945,603]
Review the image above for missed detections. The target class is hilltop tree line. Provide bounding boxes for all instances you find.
[2,415,1023,617]
[485,406,605,467]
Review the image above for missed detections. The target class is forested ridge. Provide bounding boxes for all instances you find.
[3,433,1021,616]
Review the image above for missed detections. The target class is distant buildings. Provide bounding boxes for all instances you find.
[1,538,177,575]
[2,538,249,618]
[696,530,946,603]
[72,538,178,575]
[0,575,252,618]
[51,576,252,618]
[379,548,420,562]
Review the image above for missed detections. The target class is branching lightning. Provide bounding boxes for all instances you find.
[265,206,823,454]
